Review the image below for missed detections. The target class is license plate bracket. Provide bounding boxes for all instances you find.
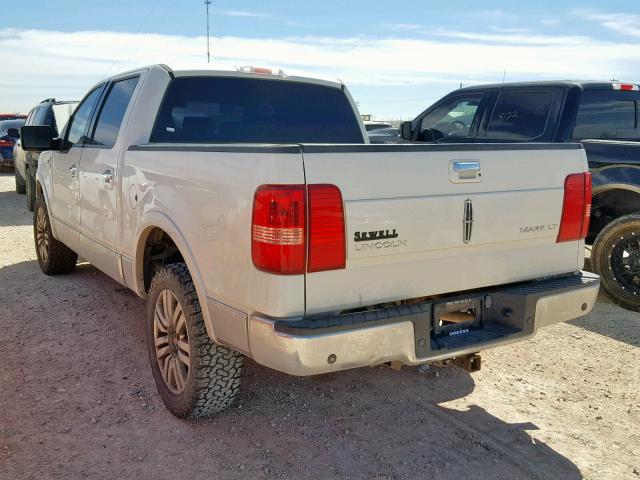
[433,296,483,338]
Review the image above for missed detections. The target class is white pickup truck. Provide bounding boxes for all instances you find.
[21,64,599,418]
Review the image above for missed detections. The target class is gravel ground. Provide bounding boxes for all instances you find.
[0,172,639,480]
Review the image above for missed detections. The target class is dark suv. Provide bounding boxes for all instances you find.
[14,98,78,210]
[395,81,640,310]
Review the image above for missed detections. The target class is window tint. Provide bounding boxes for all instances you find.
[419,94,484,141]
[150,77,364,144]
[91,77,139,147]
[67,87,103,146]
[572,91,639,140]
[486,91,553,140]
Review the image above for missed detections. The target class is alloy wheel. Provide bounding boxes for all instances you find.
[154,289,191,394]
[36,207,49,263]
[610,233,640,295]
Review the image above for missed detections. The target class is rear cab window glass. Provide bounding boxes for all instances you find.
[485,91,554,140]
[572,90,639,140]
[91,77,139,147]
[0,120,24,136]
[150,76,364,144]
[418,93,485,141]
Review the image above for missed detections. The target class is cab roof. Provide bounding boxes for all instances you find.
[460,80,639,92]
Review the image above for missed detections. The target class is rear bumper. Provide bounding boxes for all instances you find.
[248,272,600,376]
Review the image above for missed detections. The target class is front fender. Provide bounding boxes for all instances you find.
[35,151,57,238]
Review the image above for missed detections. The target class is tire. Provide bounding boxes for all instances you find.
[15,168,26,194]
[33,197,78,275]
[25,169,36,211]
[592,213,640,311]
[146,263,243,418]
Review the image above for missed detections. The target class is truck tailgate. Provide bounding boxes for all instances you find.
[301,144,588,314]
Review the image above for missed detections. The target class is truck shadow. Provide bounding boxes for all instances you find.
[226,361,583,479]
[0,259,582,480]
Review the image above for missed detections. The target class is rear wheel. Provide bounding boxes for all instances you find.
[33,197,78,275]
[147,263,243,418]
[15,169,26,194]
[592,213,640,311]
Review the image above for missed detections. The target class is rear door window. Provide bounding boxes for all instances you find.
[572,90,639,140]
[90,77,139,147]
[485,91,555,141]
[150,76,364,144]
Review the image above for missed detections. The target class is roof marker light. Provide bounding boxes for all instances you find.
[612,83,639,91]
[236,66,286,76]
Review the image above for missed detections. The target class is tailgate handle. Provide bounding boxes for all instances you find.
[451,160,482,183]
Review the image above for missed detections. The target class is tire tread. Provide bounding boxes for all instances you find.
[148,263,243,418]
[592,212,640,312]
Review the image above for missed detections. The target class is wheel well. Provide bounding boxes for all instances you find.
[589,188,640,241]
[142,228,185,292]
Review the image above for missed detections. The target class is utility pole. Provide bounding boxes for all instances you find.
[205,0,212,63]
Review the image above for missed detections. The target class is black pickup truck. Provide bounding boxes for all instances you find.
[392,81,640,310]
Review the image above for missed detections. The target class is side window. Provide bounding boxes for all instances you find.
[485,91,553,140]
[419,94,484,141]
[572,91,639,140]
[91,77,139,147]
[32,107,48,125]
[67,87,104,146]
[25,108,36,126]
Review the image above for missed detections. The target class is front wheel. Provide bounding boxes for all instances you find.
[15,168,26,194]
[33,197,78,275]
[592,213,640,311]
[147,263,243,418]
[25,169,36,211]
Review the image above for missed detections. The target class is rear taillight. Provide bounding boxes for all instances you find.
[0,139,13,147]
[251,184,346,275]
[252,185,306,274]
[307,184,346,272]
[557,173,592,243]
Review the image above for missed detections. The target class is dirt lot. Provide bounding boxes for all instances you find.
[0,172,638,480]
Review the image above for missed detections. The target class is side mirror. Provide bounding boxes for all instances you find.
[20,125,54,152]
[400,121,413,140]
[7,128,20,138]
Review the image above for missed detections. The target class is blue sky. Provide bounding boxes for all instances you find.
[2,1,640,118]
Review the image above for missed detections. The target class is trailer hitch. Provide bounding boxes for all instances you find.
[451,353,482,372]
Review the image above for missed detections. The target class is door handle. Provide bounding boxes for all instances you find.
[69,164,78,180]
[102,169,114,189]
[450,160,482,183]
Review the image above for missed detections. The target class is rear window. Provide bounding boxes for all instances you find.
[150,77,364,144]
[572,91,639,140]
[486,91,553,140]
[0,120,24,136]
